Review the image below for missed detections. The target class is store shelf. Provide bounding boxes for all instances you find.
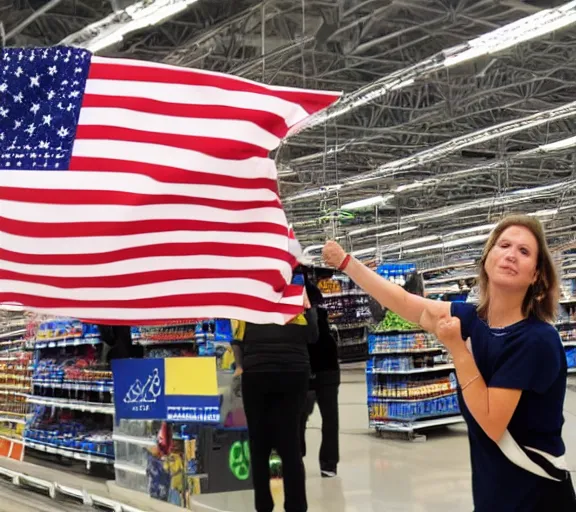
[563,342,576,348]
[369,329,425,336]
[322,290,367,298]
[370,348,443,355]
[26,396,114,415]
[0,389,26,396]
[112,433,156,448]
[0,329,25,340]
[371,415,465,432]
[331,323,370,331]
[135,338,196,346]
[369,392,457,403]
[568,367,576,374]
[0,434,23,443]
[24,439,113,464]
[32,337,101,349]
[0,356,24,362]
[0,339,25,349]
[114,461,147,476]
[368,364,454,375]
[32,381,113,392]
[0,416,26,425]
[338,338,367,347]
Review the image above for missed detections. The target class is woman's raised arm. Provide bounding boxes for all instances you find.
[322,241,450,332]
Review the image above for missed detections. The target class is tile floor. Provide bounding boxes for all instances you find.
[189,370,576,512]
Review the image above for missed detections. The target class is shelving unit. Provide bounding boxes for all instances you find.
[558,301,576,373]
[24,318,115,469]
[367,326,463,439]
[114,321,243,503]
[0,313,32,460]
[318,277,373,364]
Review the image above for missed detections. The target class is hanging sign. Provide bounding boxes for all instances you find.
[112,357,220,423]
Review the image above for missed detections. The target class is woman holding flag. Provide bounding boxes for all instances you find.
[322,215,576,511]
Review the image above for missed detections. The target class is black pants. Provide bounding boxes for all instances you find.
[242,371,309,512]
[300,380,340,472]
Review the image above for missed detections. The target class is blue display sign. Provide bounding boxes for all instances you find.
[112,358,221,423]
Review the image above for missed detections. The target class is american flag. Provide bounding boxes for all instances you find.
[0,47,340,325]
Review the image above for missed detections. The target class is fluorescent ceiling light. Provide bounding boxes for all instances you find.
[444,5,576,68]
[524,135,576,153]
[450,224,496,236]
[376,226,418,238]
[62,0,199,54]
[286,0,576,141]
[405,234,490,254]
[378,235,440,254]
[341,194,394,211]
[530,208,559,218]
[401,235,439,247]
[351,247,377,257]
[285,99,576,204]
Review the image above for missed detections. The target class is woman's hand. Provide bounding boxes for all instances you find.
[322,240,347,269]
[436,316,464,354]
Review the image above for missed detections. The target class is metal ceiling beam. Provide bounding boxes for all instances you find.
[61,0,201,53]
[4,0,65,42]
[284,0,576,139]
[284,98,576,203]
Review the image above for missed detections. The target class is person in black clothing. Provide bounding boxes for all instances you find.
[300,279,340,477]
[231,302,318,512]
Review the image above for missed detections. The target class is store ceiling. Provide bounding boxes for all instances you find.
[2,0,576,272]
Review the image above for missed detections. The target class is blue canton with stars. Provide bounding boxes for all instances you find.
[0,47,92,171]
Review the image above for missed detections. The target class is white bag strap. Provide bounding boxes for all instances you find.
[497,430,569,481]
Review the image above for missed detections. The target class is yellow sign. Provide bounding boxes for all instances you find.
[165,357,218,397]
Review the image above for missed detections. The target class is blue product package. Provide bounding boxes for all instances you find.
[417,402,424,417]
[292,273,304,285]
[214,319,233,341]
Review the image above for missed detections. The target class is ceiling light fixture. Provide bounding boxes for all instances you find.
[61,0,199,53]
[286,0,576,140]
[340,194,394,211]
[285,99,576,203]
[404,234,490,254]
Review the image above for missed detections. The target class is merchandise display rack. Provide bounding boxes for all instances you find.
[318,276,372,364]
[114,319,245,507]
[24,318,115,469]
[0,313,32,460]
[557,297,576,374]
[115,320,203,496]
[366,263,464,440]
[367,327,463,439]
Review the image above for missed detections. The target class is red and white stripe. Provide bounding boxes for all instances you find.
[0,55,340,324]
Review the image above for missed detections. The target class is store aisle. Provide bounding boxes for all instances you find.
[190,371,576,512]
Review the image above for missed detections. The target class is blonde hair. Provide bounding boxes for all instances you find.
[476,215,559,323]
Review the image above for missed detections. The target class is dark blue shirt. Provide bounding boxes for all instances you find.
[451,302,567,512]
